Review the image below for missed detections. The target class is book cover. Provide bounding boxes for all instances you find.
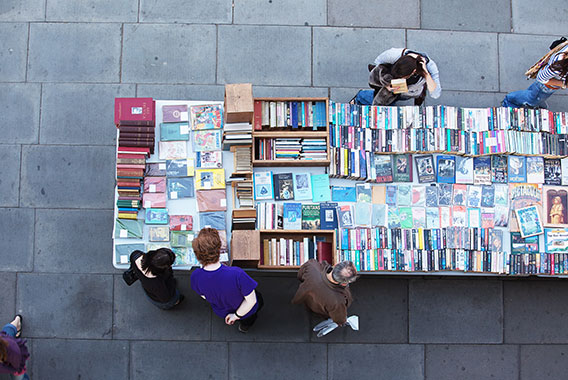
[372,186,386,204]
[412,185,426,207]
[473,156,491,185]
[467,185,482,208]
[373,155,393,183]
[437,183,452,206]
[387,208,401,229]
[355,202,372,226]
[160,122,189,141]
[356,183,372,203]
[385,185,397,206]
[452,184,467,206]
[439,206,451,227]
[414,155,436,183]
[196,189,227,212]
[490,155,508,183]
[426,207,440,229]
[199,211,226,230]
[145,208,169,225]
[283,203,302,230]
[455,156,474,184]
[481,209,495,228]
[148,226,170,242]
[115,219,144,239]
[494,204,509,227]
[412,207,426,229]
[371,204,388,227]
[467,208,481,228]
[162,104,188,123]
[544,158,562,185]
[115,243,145,265]
[143,177,166,193]
[399,207,413,229]
[544,228,568,253]
[114,98,155,126]
[301,204,320,230]
[390,78,408,93]
[489,229,503,251]
[451,206,467,227]
[508,156,527,183]
[526,156,545,184]
[166,159,194,177]
[159,141,187,160]
[331,186,356,202]
[189,104,223,130]
[167,177,195,199]
[425,185,438,207]
[494,184,509,206]
[511,232,539,255]
[436,155,456,183]
[193,129,222,151]
[273,173,295,201]
[393,154,413,182]
[171,231,194,248]
[397,184,411,206]
[292,173,312,201]
[143,192,167,208]
[195,168,225,190]
[562,158,568,185]
[196,151,223,169]
[169,215,194,231]
[543,186,568,227]
[311,174,331,202]
[320,202,339,230]
[338,205,354,228]
[145,162,167,177]
[515,205,544,238]
[480,184,495,208]
[509,183,542,231]
[254,171,274,200]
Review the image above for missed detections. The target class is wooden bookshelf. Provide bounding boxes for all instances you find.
[257,229,336,269]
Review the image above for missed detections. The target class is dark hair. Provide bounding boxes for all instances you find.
[331,261,359,284]
[141,248,175,275]
[391,55,426,80]
[192,228,221,265]
[550,57,568,85]
[0,337,7,362]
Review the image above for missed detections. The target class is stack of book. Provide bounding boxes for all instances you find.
[300,139,327,160]
[223,122,252,147]
[115,98,156,155]
[233,145,252,173]
[232,208,257,230]
[116,146,150,219]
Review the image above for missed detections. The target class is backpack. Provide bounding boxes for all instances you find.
[525,37,568,79]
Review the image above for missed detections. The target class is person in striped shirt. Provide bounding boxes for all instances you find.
[502,44,568,108]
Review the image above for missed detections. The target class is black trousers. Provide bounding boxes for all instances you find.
[239,290,264,328]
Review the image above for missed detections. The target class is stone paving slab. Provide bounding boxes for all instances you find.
[409,279,503,343]
[512,0,568,35]
[0,145,20,207]
[310,278,408,343]
[329,344,424,380]
[132,341,228,379]
[32,339,129,379]
[40,83,135,145]
[0,208,34,272]
[0,0,45,21]
[46,0,138,22]
[407,30,499,92]
[328,0,419,28]
[113,274,212,341]
[139,0,231,24]
[504,279,568,343]
[425,344,519,380]
[122,24,216,85]
[20,145,116,209]
[228,342,326,380]
[0,273,17,324]
[0,83,41,144]
[0,23,28,81]
[543,93,568,112]
[137,84,225,101]
[520,345,568,380]
[34,209,115,274]
[234,0,326,26]
[421,0,511,32]
[218,25,312,86]
[28,23,122,83]
[313,28,405,88]
[499,34,559,93]
[17,273,113,339]
[211,274,311,342]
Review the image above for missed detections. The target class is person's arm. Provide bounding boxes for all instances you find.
[328,304,348,326]
[225,290,257,325]
[373,48,405,66]
[422,59,441,98]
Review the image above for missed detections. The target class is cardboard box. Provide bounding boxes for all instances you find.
[230,229,260,266]
[224,84,254,123]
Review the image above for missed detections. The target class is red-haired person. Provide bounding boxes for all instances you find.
[190,228,263,333]
[0,315,30,380]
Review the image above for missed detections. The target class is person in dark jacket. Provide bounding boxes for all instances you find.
[291,260,358,325]
[129,248,184,310]
[0,314,30,380]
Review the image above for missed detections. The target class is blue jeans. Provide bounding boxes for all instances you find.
[145,288,182,310]
[502,81,556,108]
[1,324,29,380]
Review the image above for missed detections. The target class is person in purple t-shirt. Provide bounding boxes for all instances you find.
[0,314,30,380]
[191,228,264,333]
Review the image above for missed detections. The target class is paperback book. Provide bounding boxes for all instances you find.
[293,173,313,200]
[162,105,188,123]
[425,185,438,207]
[253,171,274,200]
[273,173,295,201]
[526,156,545,184]
[195,168,225,190]
[514,205,544,238]
[490,155,508,183]
[160,122,189,141]
[436,155,456,183]
[355,202,372,226]
[393,154,412,182]
[320,202,339,230]
[148,226,170,242]
[338,205,354,228]
[438,183,453,206]
[167,177,195,199]
[301,204,321,230]
[356,183,372,203]
[166,159,194,177]
[189,104,223,130]
[196,151,223,168]
[473,156,491,185]
[373,155,393,183]
[283,203,302,230]
[480,185,495,208]
[159,141,187,160]
[397,184,411,206]
[544,158,562,185]
[311,174,331,202]
[415,155,435,183]
[508,156,527,183]
[169,215,194,231]
[145,208,169,225]
[332,186,356,202]
[193,129,222,151]
[455,156,474,184]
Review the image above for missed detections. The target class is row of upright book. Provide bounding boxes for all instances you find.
[253,100,327,130]
[256,138,327,161]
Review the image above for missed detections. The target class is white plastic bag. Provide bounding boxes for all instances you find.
[313,315,359,337]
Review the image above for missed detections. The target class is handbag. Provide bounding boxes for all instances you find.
[122,250,143,286]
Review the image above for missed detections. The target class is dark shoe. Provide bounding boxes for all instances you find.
[174,294,185,307]
[14,314,22,338]
[238,322,250,334]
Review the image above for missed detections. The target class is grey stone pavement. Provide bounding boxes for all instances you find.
[1,0,568,379]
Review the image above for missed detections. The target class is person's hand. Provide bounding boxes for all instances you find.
[419,59,429,76]
[225,313,239,325]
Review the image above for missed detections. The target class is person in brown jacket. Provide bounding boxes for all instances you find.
[291,259,358,325]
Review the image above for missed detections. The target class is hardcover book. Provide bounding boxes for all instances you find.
[526,156,545,184]
[196,151,223,169]
[355,202,372,226]
[193,129,222,151]
[167,177,195,199]
[115,219,144,239]
[301,204,320,230]
[544,158,562,185]
[437,183,453,206]
[114,98,155,126]
[320,202,339,230]
[253,171,274,200]
[338,205,354,228]
[508,156,527,183]
[490,155,508,183]
[196,189,227,212]
[148,226,170,242]
[331,186,356,202]
[195,168,225,190]
[199,211,226,230]
[356,183,372,203]
[415,155,435,183]
[160,122,189,141]
[273,173,295,201]
[455,156,474,184]
[393,154,413,182]
[189,104,223,130]
[480,185,495,208]
[544,228,568,253]
[514,205,544,238]
[166,159,194,177]
[169,215,194,231]
[145,208,169,225]
[145,163,167,177]
[293,173,312,200]
[436,155,456,183]
[397,184,411,206]
[162,104,188,123]
[473,156,491,185]
[311,174,331,202]
[283,203,302,230]
[171,231,194,248]
[159,141,187,160]
[143,192,167,208]
[467,185,481,208]
[143,177,166,193]
[373,155,393,183]
[510,232,539,255]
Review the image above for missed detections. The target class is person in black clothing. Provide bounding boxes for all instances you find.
[129,248,184,310]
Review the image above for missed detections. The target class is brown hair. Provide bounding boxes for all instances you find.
[550,57,568,85]
[192,228,221,265]
[391,55,426,79]
[0,338,7,362]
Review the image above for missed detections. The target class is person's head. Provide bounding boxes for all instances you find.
[391,55,425,80]
[141,248,175,275]
[550,57,568,85]
[554,196,562,204]
[331,261,359,286]
[192,228,221,266]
